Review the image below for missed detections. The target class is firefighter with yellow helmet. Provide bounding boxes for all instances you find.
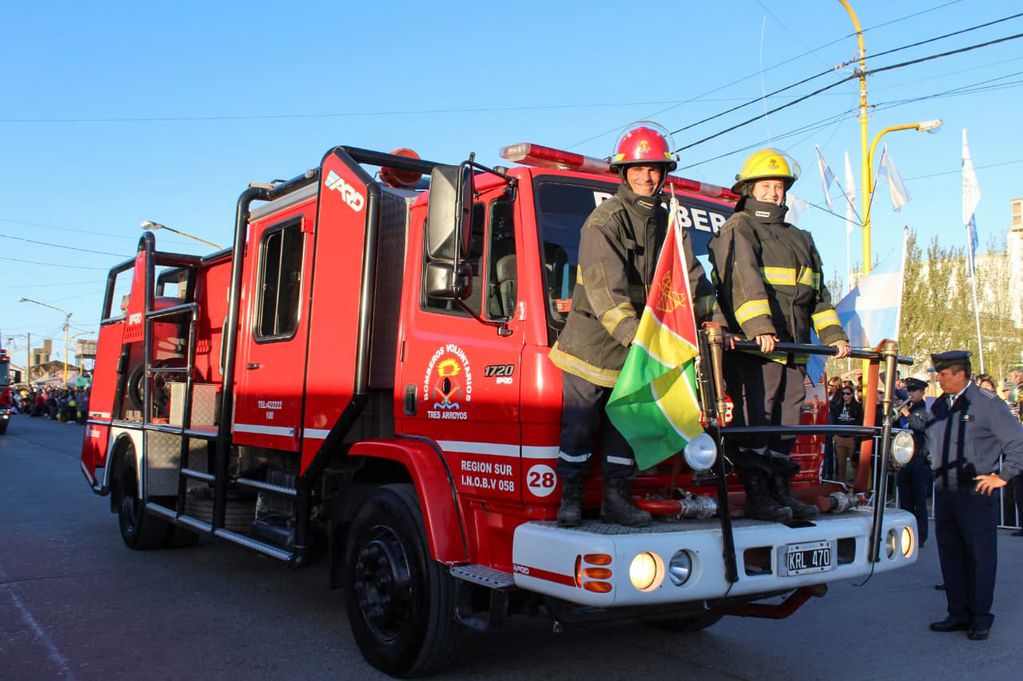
[709,148,851,521]
[549,122,720,527]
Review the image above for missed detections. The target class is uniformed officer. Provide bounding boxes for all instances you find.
[896,377,931,547]
[926,351,1023,640]
[709,149,851,522]
[549,123,720,527]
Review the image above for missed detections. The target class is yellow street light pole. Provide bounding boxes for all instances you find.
[864,120,944,234]
[140,220,223,250]
[19,298,73,385]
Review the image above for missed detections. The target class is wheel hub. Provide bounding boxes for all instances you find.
[353,528,413,642]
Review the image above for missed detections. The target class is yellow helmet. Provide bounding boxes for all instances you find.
[731,148,801,193]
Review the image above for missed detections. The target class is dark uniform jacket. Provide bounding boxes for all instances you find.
[549,183,718,388]
[926,382,1023,487]
[901,398,930,465]
[708,199,847,362]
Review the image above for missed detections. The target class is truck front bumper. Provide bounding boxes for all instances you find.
[512,508,917,607]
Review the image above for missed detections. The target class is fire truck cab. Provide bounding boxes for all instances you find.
[81,143,918,676]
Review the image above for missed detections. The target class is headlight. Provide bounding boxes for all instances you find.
[891,431,915,467]
[668,550,693,586]
[901,526,914,557]
[684,432,717,471]
[629,552,664,591]
[885,529,897,559]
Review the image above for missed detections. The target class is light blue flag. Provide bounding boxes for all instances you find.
[807,232,907,384]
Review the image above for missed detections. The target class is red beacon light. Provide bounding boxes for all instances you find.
[379,147,424,189]
[499,142,738,202]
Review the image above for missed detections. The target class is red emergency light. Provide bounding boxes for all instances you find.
[499,142,738,203]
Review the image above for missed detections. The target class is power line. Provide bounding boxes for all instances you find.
[0,256,108,270]
[567,1,965,149]
[867,11,1023,62]
[0,232,127,257]
[0,217,194,247]
[905,158,1023,181]
[675,30,1023,151]
[0,280,95,289]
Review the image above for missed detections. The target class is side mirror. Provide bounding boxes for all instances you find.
[426,164,473,261]
[425,261,473,300]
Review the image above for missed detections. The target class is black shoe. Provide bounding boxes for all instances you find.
[934,583,946,591]
[600,478,651,527]
[768,470,820,520]
[557,477,584,527]
[1012,529,1023,537]
[929,616,969,633]
[967,624,990,640]
[741,470,793,522]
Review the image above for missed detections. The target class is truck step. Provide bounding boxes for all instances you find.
[450,564,515,590]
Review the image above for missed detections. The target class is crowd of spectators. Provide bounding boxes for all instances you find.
[4,385,90,424]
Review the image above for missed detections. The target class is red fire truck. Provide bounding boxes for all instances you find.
[81,142,918,676]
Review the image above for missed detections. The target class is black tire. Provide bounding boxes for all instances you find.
[343,484,463,677]
[0,420,8,435]
[116,448,173,550]
[643,612,724,633]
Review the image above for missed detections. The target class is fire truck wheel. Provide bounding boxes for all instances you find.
[642,612,724,633]
[116,449,173,550]
[343,484,463,677]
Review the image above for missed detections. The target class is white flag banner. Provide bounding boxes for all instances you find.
[877,143,910,212]
[815,145,836,210]
[843,151,856,235]
[785,195,810,225]
[962,129,981,277]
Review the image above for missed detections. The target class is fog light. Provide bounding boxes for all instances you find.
[901,526,914,557]
[891,431,915,467]
[885,529,897,559]
[629,552,664,591]
[668,550,693,586]
[684,432,717,471]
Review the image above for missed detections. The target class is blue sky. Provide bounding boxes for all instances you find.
[2,0,1021,368]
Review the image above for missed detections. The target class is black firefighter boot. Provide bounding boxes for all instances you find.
[768,456,820,520]
[740,469,793,522]
[600,478,651,527]
[557,476,585,527]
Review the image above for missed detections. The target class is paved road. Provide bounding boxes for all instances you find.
[2,415,1021,680]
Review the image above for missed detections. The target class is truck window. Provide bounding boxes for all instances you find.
[486,197,516,320]
[255,219,304,340]
[534,178,725,334]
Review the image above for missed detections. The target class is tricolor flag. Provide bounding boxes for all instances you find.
[606,196,704,470]
[962,129,981,278]
[877,143,910,212]
[815,145,837,210]
[835,231,908,346]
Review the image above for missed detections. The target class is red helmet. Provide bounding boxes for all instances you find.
[610,124,677,172]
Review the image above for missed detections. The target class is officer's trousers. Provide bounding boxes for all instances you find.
[724,352,806,457]
[935,484,998,628]
[897,458,931,546]
[556,372,635,481]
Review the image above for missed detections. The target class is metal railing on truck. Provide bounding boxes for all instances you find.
[695,326,914,583]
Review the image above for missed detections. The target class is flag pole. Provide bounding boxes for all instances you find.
[968,236,985,373]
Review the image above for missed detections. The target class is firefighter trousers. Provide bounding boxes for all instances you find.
[724,352,806,460]
[557,372,635,481]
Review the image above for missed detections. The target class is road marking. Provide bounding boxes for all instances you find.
[0,567,77,680]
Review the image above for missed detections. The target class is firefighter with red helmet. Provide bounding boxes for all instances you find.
[709,148,850,522]
[549,123,720,527]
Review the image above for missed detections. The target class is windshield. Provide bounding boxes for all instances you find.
[534,177,732,331]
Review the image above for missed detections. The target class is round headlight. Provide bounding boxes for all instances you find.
[891,431,915,467]
[885,529,897,559]
[901,526,915,557]
[629,552,664,591]
[668,550,693,586]
[684,432,717,472]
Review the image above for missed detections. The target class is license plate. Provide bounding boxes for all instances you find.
[780,540,834,576]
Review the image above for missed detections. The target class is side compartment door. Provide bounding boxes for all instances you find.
[232,206,315,451]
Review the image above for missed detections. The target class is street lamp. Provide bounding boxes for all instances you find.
[140,219,223,250]
[19,298,72,384]
[862,119,944,268]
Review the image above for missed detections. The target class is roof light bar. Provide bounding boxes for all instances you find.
[500,141,737,202]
